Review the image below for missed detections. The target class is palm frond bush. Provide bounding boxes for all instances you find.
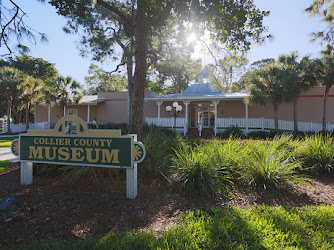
[140,129,183,178]
[296,133,334,174]
[62,166,121,184]
[173,142,234,196]
[200,138,244,179]
[219,125,244,139]
[239,139,303,190]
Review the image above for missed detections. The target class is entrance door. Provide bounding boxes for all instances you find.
[197,109,210,128]
[200,110,209,127]
[190,103,212,128]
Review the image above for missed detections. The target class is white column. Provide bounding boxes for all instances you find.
[183,101,190,135]
[21,162,33,185]
[64,106,66,117]
[48,106,51,123]
[212,100,220,136]
[87,105,91,122]
[156,101,163,126]
[126,134,137,199]
[245,101,249,133]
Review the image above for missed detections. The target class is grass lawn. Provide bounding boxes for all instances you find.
[12,205,334,249]
[0,136,18,147]
[0,160,12,172]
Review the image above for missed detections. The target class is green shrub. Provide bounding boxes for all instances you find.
[141,128,182,178]
[34,163,123,184]
[63,166,123,184]
[219,125,244,138]
[173,142,233,196]
[296,133,334,174]
[88,122,129,134]
[143,123,175,137]
[246,130,275,139]
[239,137,303,190]
[33,163,69,177]
[199,138,244,180]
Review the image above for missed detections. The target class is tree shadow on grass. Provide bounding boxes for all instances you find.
[251,205,334,249]
[227,183,317,207]
[152,206,267,249]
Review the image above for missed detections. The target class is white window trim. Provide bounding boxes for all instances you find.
[66,108,78,116]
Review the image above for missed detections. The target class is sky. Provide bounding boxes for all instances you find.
[0,0,328,87]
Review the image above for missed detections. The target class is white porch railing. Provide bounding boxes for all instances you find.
[216,118,326,132]
[145,117,333,134]
[30,122,50,130]
[145,117,185,128]
[1,122,50,134]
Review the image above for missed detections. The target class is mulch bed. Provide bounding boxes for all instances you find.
[0,165,333,246]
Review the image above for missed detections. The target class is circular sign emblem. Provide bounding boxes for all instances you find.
[133,141,146,164]
[11,139,19,156]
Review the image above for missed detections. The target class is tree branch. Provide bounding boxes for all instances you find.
[106,25,131,57]
[96,0,134,32]
[107,61,127,74]
[1,1,20,50]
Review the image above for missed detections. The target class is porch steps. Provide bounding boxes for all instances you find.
[187,128,214,139]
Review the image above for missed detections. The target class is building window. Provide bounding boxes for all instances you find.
[66,109,78,116]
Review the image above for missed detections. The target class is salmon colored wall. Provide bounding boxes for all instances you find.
[35,104,48,123]
[35,104,64,128]
[96,91,155,124]
[97,99,128,123]
[36,103,99,128]
[36,87,334,127]
[144,100,158,118]
[218,101,245,118]
[245,86,334,123]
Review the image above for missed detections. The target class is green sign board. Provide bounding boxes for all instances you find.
[19,135,133,168]
[11,115,146,199]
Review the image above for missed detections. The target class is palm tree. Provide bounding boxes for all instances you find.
[313,55,334,131]
[0,67,23,133]
[246,63,292,131]
[21,75,43,130]
[278,53,317,132]
[46,76,82,116]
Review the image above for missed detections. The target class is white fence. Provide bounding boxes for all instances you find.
[145,117,186,128]
[145,117,332,133]
[1,122,50,134]
[215,118,326,132]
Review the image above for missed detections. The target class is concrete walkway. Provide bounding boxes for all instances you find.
[0,147,19,162]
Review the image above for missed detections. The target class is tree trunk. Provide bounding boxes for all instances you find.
[7,97,12,133]
[322,86,330,132]
[293,100,298,132]
[18,110,23,124]
[127,40,134,125]
[26,102,30,131]
[273,103,278,131]
[129,4,148,139]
